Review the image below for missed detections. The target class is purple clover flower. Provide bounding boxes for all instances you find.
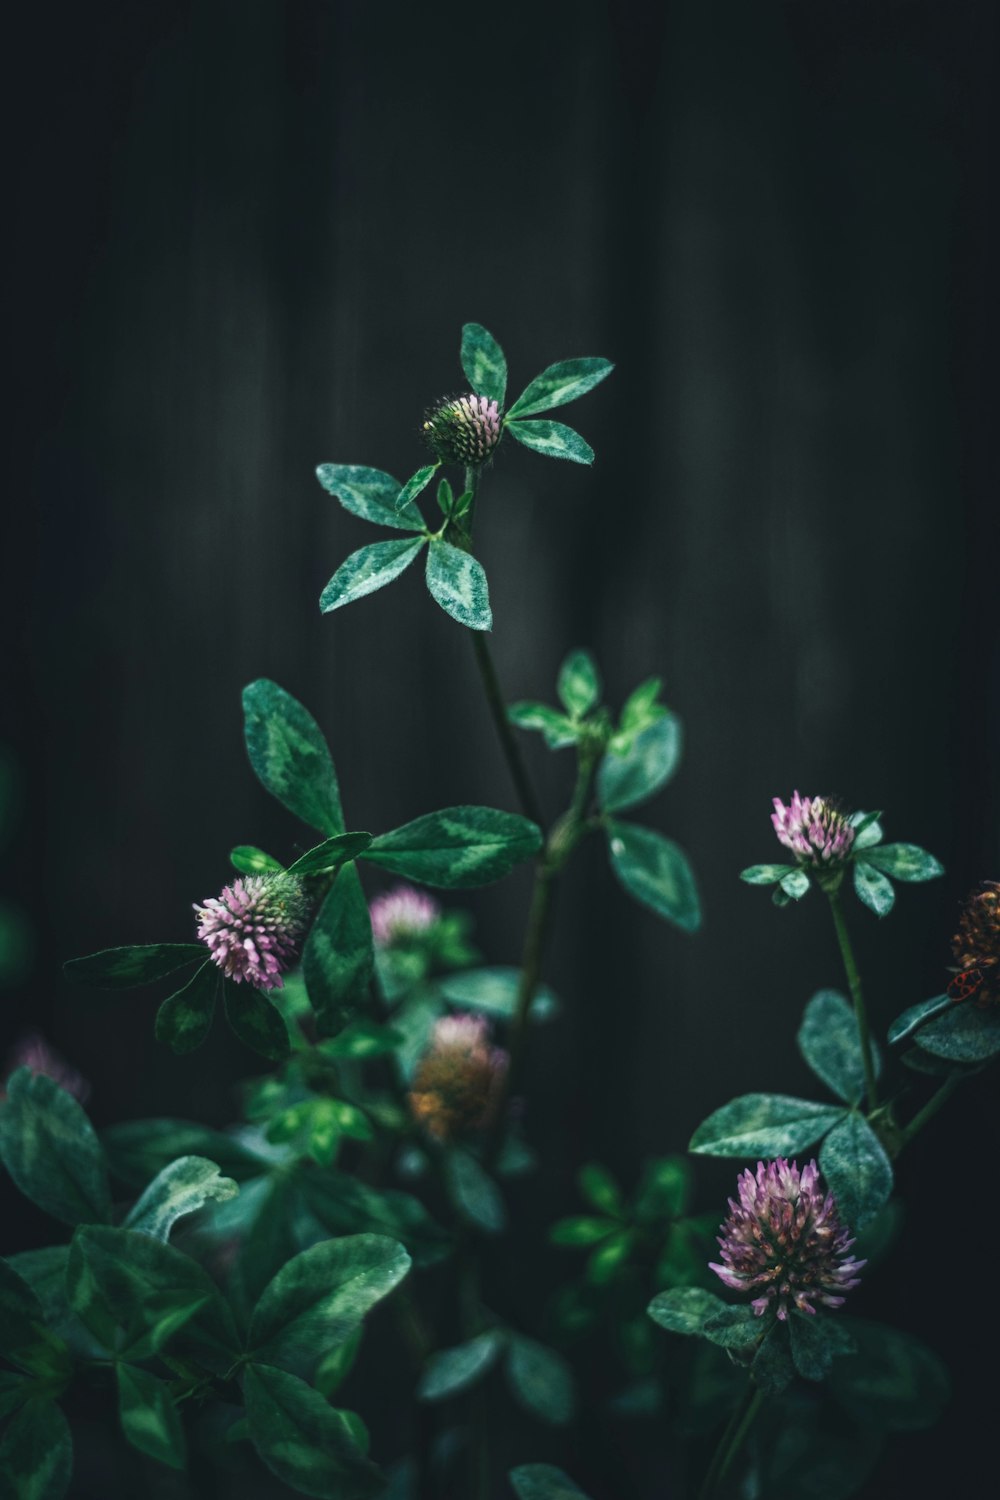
[2,1032,90,1103]
[771,792,856,868]
[709,1158,865,1321]
[422,393,502,465]
[369,884,440,948]
[409,1011,509,1142]
[195,873,310,991]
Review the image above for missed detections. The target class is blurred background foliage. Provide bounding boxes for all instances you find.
[3,0,997,1495]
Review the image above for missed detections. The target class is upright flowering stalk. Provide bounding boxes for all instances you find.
[370,884,440,948]
[950,880,1000,1003]
[710,1158,864,1321]
[771,792,856,872]
[409,1012,509,1142]
[422,393,502,466]
[195,873,311,991]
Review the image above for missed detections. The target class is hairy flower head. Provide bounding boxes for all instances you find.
[772,793,856,868]
[951,880,1000,1004]
[195,873,311,991]
[409,1012,508,1142]
[369,884,440,948]
[709,1158,864,1321]
[422,393,502,465]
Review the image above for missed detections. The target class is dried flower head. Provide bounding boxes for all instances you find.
[2,1032,90,1103]
[422,393,502,465]
[709,1158,864,1321]
[409,1012,508,1142]
[951,880,1000,1004]
[369,884,440,948]
[772,792,856,868]
[195,873,311,991]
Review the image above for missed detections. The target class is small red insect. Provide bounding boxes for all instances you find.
[948,967,984,1002]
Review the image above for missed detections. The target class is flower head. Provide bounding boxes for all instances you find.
[772,792,856,868]
[709,1158,864,1321]
[369,884,440,948]
[422,393,502,465]
[195,873,311,991]
[951,880,1000,1004]
[409,1012,508,1142]
[2,1032,90,1103]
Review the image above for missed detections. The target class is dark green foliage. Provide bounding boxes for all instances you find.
[0,1400,72,1500]
[0,1072,112,1227]
[303,864,374,1034]
[418,1330,505,1401]
[62,943,203,989]
[605,819,701,931]
[316,464,425,531]
[886,992,951,1044]
[115,1364,186,1469]
[689,1093,846,1157]
[505,1334,574,1425]
[223,980,291,1061]
[243,679,345,836]
[504,419,594,464]
[505,357,613,419]
[910,999,1000,1061]
[243,1364,382,1499]
[828,1319,951,1430]
[509,1465,593,1500]
[425,541,492,630]
[460,323,507,406]
[155,961,219,1054]
[597,715,682,814]
[320,537,426,614]
[819,1113,893,1229]
[286,832,373,876]
[798,990,881,1105]
[365,806,542,888]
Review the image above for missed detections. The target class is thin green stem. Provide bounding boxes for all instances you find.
[470,631,544,827]
[827,888,879,1112]
[901,1073,961,1146]
[699,1383,763,1500]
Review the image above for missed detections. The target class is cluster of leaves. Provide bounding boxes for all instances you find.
[741,811,943,916]
[65,678,544,1054]
[316,323,612,631]
[0,1071,412,1498]
[510,651,701,932]
[888,986,1000,1074]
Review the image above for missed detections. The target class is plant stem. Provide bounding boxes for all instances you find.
[901,1073,961,1146]
[827,888,879,1112]
[699,1382,763,1500]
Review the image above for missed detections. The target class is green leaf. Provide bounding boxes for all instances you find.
[243,1363,382,1499]
[316,463,425,530]
[287,832,373,876]
[67,1226,239,1374]
[62,943,204,990]
[828,1317,950,1430]
[853,861,895,917]
[505,418,594,465]
[299,1171,449,1270]
[314,1328,362,1399]
[0,1372,27,1422]
[862,843,944,882]
[598,716,682,814]
[249,1235,410,1377]
[5,1248,104,1361]
[849,810,884,850]
[509,1466,591,1500]
[116,1364,186,1469]
[819,1113,893,1229]
[445,1149,505,1232]
[635,1155,691,1220]
[557,650,600,717]
[578,1163,625,1217]
[0,1401,72,1500]
[321,1020,403,1059]
[461,323,507,406]
[549,1217,616,1248]
[0,1070,111,1227]
[508,702,578,750]
[797,989,881,1105]
[366,806,541,888]
[702,1305,762,1350]
[506,1335,574,1425]
[586,1230,633,1283]
[739,864,796,886]
[436,966,558,1022]
[647,1287,727,1337]
[788,1311,857,1381]
[320,537,425,614]
[230,845,285,874]
[605,820,701,932]
[689,1094,846,1157]
[223,982,290,1061]
[303,864,374,1034]
[0,1260,54,1372]
[102,1119,265,1187]
[418,1330,504,1401]
[394,464,437,515]
[506,357,613,419]
[154,961,219,1054]
[780,868,811,900]
[887,993,951,1045]
[912,999,1000,1061]
[752,1321,794,1394]
[124,1156,239,1241]
[425,541,492,631]
[243,679,344,837]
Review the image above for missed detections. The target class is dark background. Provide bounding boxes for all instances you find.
[3,1,998,1496]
